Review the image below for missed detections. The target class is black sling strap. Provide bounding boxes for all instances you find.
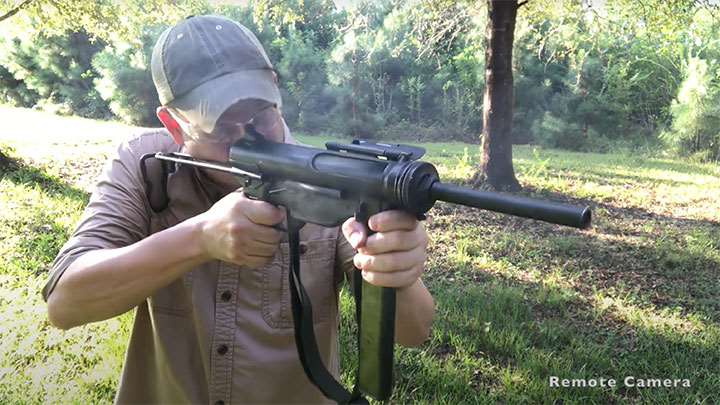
[287,217,368,405]
[140,153,172,213]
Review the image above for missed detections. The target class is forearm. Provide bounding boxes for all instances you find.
[47,216,209,329]
[394,277,434,347]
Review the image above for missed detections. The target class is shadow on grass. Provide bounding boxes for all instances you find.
[397,167,720,401]
[398,272,720,403]
[527,185,719,321]
[0,148,89,204]
[402,221,720,404]
[433,185,720,314]
[1,149,90,276]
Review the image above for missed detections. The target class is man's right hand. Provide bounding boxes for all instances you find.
[196,191,285,268]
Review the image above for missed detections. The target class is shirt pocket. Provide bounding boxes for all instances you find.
[149,275,193,317]
[261,238,336,329]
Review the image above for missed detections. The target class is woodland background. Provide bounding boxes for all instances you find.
[0,0,719,161]
[1,1,720,403]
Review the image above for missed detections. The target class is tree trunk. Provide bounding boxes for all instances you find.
[351,50,358,137]
[0,149,16,173]
[472,0,521,191]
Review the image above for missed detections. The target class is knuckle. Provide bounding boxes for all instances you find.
[367,255,383,271]
[362,270,377,285]
[228,221,245,235]
[228,250,243,263]
[260,206,283,224]
[269,232,283,244]
[234,194,251,208]
[418,231,428,248]
[355,253,371,270]
[403,272,416,288]
[262,243,279,255]
[392,232,407,248]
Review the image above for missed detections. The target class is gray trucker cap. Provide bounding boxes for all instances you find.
[151,15,282,133]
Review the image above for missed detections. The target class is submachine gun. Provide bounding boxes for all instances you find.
[148,127,592,404]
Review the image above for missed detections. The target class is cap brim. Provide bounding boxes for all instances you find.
[168,69,282,133]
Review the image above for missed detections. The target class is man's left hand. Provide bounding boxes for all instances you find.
[342,210,428,289]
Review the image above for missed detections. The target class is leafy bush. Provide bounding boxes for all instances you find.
[0,62,39,107]
[273,29,334,131]
[92,27,164,127]
[2,0,719,152]
[661,57,720,162]
[0,32,111,118]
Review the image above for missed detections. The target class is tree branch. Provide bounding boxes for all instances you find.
[0,0,37,23]
[518,1,529,9]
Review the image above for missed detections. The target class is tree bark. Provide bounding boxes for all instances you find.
[472,0,521,191]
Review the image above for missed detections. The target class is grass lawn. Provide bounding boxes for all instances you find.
[1,106,719,403]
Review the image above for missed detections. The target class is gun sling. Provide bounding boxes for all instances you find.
[287,217,370,404]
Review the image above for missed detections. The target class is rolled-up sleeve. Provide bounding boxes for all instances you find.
[42,137,151,301]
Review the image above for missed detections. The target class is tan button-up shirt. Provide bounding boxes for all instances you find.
[43,126,357,404]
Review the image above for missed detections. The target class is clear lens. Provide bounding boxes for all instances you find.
[175,105,279,144]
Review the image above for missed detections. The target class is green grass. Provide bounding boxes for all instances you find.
[1,107,720,403]
[0,145,133,403]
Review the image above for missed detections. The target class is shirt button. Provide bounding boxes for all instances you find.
[299,243,308,255]
[217,344,228,355]
[220,290,232,302]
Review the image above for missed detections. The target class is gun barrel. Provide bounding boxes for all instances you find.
[430,182,591,229]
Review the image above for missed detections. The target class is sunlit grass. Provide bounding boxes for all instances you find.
[1,108,719,403]
[0,172,133,403]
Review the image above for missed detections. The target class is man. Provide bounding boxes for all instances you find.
[43,15,434,404]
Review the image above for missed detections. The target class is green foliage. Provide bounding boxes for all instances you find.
[0,31,111,118]
[0,61,39,107]
[1,0,719,152]
[0,147,131,403]
[92,27,164,126]
[0,0,211,46]
[511,4,687,151]
[662,57,720,162]
[273,29,334,131]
